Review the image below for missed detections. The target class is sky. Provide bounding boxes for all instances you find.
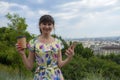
[0,0,120,39]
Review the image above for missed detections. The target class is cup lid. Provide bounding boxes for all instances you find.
[16,36,26,39]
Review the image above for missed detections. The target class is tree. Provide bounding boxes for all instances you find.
[5,13,28,36]
[81,47,94,59]
[74,43,84,56]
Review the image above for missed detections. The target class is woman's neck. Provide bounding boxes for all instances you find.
[39,34,54,44]
[40,34,51,39]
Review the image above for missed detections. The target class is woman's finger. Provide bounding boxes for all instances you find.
[16,43,22,48]
[67,49,73,56]
[16,46,21,49]
[16,44,24,51]
[68,48,74,53]
[65,50,71,55]
[15,44,18,46]
[65,52,69,56]
[68,48,75,56]
[68,45,75,51]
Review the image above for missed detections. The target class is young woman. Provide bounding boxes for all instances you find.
[16,15,75,80]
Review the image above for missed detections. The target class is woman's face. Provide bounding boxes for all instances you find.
[40,22,54,35]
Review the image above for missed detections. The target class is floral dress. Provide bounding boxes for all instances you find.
[27,37,64,80]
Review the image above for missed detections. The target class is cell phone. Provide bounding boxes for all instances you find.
[71,41,78,49]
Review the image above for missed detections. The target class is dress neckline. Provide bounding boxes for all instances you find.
[36,35,57,45]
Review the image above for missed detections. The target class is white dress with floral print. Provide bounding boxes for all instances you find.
[28,37,64,80]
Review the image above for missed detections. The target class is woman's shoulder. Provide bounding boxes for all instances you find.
[54,38,64,49]
[55,38,62,43]
[29,36,39,44]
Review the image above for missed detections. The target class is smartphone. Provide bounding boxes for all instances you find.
[71,41,78,49]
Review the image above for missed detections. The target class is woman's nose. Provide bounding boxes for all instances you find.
[45,25,49,28]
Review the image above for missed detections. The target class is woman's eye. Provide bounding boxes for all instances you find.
[48,23,52,26]
[43,23,46,25]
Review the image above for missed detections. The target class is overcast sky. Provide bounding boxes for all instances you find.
[0,0,120,38]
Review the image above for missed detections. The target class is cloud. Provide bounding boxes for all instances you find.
[38,9,50,15]
[0,1,37,19]
[54,0,119,23]
[0,1,13,14]
[0,17,8,27]
[0,1,33,16]
[57,0,118,9]
[53,0,114,22]
[86,0,118,7]
[0,1,26,12]
[52,0,120,38]
[26,0,44,4]
[69,11,120,38]
[53,12,79,20]
[0,0,120,38]
[36,0,44,3]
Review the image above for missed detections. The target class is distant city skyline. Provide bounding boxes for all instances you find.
[0,0,120,38]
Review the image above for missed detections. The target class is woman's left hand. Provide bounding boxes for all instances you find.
[65,45,75,58]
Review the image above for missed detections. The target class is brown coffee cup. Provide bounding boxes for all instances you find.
[17,36,26,49]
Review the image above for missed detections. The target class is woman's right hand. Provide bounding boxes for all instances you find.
[16,43,25,55]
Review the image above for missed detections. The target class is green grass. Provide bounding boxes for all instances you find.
[0,64,33,80]
[82,72,120,80]
[0,71,33,80]
[82,72,105,80]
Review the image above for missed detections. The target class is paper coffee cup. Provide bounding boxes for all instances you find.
[17,36,26,49]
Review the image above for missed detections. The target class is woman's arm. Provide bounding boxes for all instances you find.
[16,44,35,70]
[58,50,73,68]
[58,45,75,68]
[20,51,35,70]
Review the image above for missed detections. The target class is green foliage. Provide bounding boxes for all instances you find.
[74,43,94,59]
[74,43,84,56]
[99,54,120,65]
[62,55,120,80]
[81,47,94,59]
[6,13,27,35]
[62,56,88,80]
